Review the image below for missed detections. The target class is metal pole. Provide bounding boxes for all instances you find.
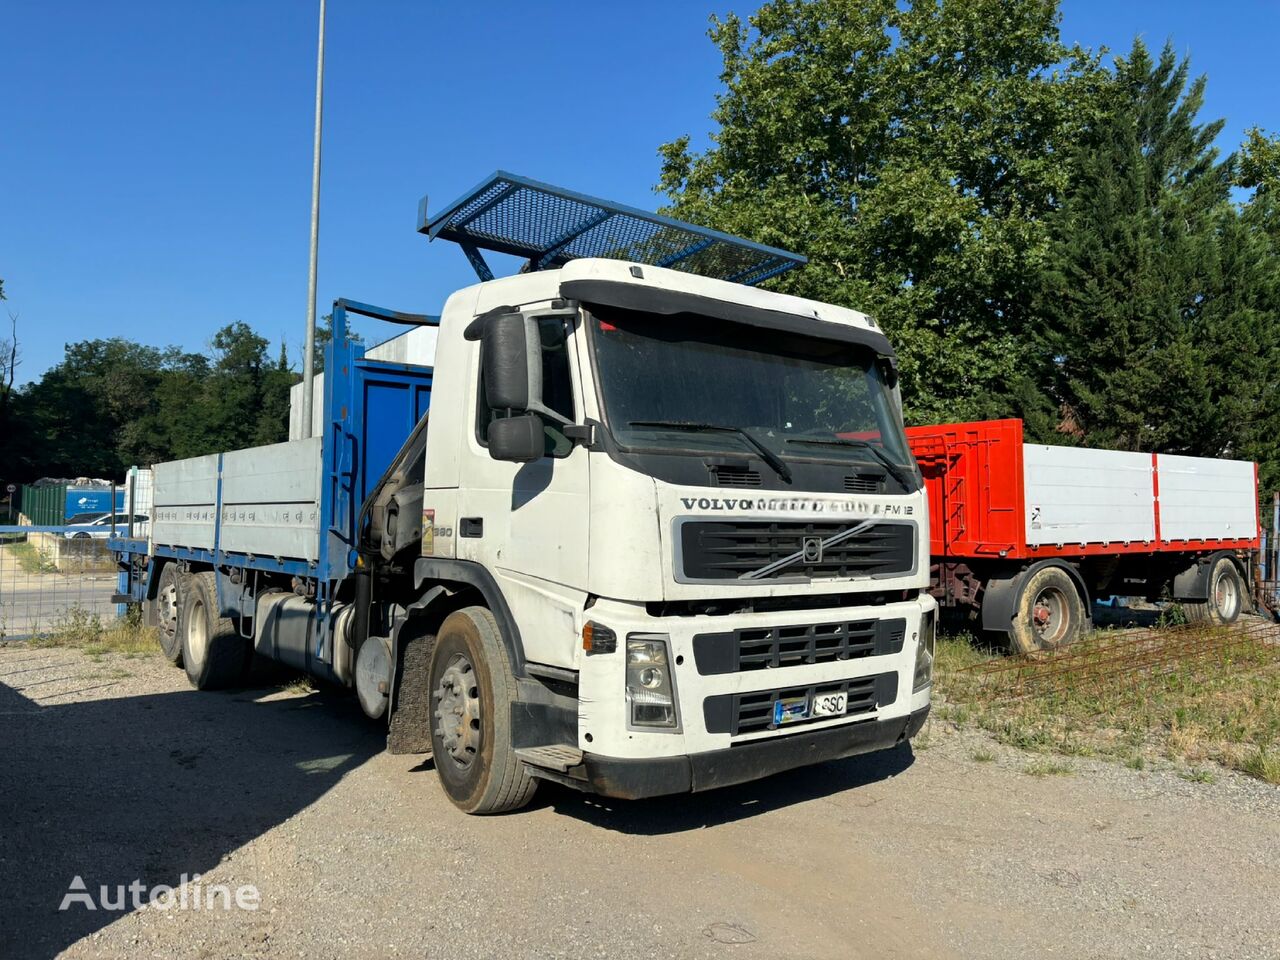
[300,0,327,439]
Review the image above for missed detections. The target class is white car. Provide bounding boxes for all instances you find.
[63,513,149,539]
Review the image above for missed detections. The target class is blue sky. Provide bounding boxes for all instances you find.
[3,1,1277,383]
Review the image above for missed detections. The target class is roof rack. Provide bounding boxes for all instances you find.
[418,171,806,287]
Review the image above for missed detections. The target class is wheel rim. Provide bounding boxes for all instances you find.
[1031,585,1072,646]
[1213,567,1240,620]
[434,653,481,770]
[187,598,209,665]
[158,581,179,641]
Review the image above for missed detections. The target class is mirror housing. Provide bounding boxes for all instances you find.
[488,414,544,463]
[482,313,540,412]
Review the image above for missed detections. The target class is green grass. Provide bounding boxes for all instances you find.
[27,606,159,657]
[6,540,56,574]
[1024,758,1074,778]
[935,626,1280,785]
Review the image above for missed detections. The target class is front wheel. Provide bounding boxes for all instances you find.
[1184,556,1245,625]
[428,606,536,814]
[1009,566,1086,654]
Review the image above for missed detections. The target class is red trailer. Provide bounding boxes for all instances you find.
[905,419,1260,652]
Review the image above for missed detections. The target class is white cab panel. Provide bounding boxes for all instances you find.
[1156,454,1257,541]
[1023,445,1154,546]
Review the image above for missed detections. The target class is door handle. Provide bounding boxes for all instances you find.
[460,517,484,538]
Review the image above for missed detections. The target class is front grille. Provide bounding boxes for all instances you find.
[678,519,914,582]
[693,617,905,675]
[703,672,898,735]
[711,465,762,487]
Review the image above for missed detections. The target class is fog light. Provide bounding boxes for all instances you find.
[626,635,678,729]
[913,609,936,693]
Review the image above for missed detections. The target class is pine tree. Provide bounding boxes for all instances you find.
[1033,40,1268,458]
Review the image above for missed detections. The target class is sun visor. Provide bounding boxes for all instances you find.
[560,277,896,358]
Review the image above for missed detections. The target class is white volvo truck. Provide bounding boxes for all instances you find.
[113,173,935,813]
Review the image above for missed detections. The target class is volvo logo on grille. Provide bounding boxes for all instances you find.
[801,536,824,563]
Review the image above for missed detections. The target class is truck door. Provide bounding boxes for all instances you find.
[457,312,589,661]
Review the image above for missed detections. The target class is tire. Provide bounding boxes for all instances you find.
[1009,565,1087,654]
[428,606,536,814]
[1183,555,1244,625]
[147,563,185,665]
[180,571,248,690]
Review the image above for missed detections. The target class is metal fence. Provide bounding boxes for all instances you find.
[0,469,154,641]
[0,524,125,641]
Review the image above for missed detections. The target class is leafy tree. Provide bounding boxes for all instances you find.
[658,0,1105,423]
[1035,39,1280,490]
[1239,128,1280,195]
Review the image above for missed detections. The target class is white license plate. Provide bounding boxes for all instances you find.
[810,691,848,718]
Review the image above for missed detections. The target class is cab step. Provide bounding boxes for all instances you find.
[515,745,584,772]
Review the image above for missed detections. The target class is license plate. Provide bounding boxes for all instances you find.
[810,691,848,718]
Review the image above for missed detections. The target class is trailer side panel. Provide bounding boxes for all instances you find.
[1156,453,1258,543]
[1023,445,1154,547]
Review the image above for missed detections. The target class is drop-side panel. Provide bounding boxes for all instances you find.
[152,453,220,550]
[1023,445,1155,546]
[1156,454,1257,542]
[220,438,323,561]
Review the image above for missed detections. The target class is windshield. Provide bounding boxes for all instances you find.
[589,307,912,469]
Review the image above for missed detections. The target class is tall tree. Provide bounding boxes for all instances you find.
[658,0,1105,423]
[1035,39,1280,488]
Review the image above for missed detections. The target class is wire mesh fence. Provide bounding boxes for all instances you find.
[0,470,156,641]
[960,614,1280,702]
[0,524,124,641]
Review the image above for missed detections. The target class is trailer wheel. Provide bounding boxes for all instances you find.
[148,563,186,665]
[180,571,248,690]
[1010,566,1086,654]
[1183,556,1244,625]
[428,606,536,814]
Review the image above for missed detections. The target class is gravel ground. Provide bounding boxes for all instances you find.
[1,644,1277,960]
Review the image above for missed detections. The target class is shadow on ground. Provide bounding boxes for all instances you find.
[0,672,382,959]
[1,656,918,955]
[539,741,915,835]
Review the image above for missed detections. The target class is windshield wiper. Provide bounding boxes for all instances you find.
[628,420,793,482]
[784,436,915,489]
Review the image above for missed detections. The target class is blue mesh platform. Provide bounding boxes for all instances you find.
[419,171,806,286]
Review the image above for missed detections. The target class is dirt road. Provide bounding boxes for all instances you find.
[1,645,1277,960]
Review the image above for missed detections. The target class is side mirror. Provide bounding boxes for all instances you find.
[488,413,544,463]
[482,313,540,412]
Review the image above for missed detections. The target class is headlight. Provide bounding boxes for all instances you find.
[912,609,936,693]
[626,635,679,729]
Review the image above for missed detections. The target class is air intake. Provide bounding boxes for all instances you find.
[711,466,762,488]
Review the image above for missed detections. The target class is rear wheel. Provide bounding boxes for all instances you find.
[428,606,536,814]
[147,563,185,665]
[1010,566,1086,654]
[180,571,248,690]
[1184,556,1244,625]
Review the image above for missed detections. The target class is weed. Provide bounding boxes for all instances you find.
[1180,768,1216,784]
[1025,758,1073,777]
[7,541,57,574]
[971,747,996,763]
[28,606,158,656]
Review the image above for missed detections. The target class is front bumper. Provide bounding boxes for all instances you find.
[564,704,930,800]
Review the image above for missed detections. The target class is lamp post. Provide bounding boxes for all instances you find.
[300,0,327,438]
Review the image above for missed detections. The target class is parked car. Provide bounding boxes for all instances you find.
[65,511,109,526]
[64,513,149,539]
